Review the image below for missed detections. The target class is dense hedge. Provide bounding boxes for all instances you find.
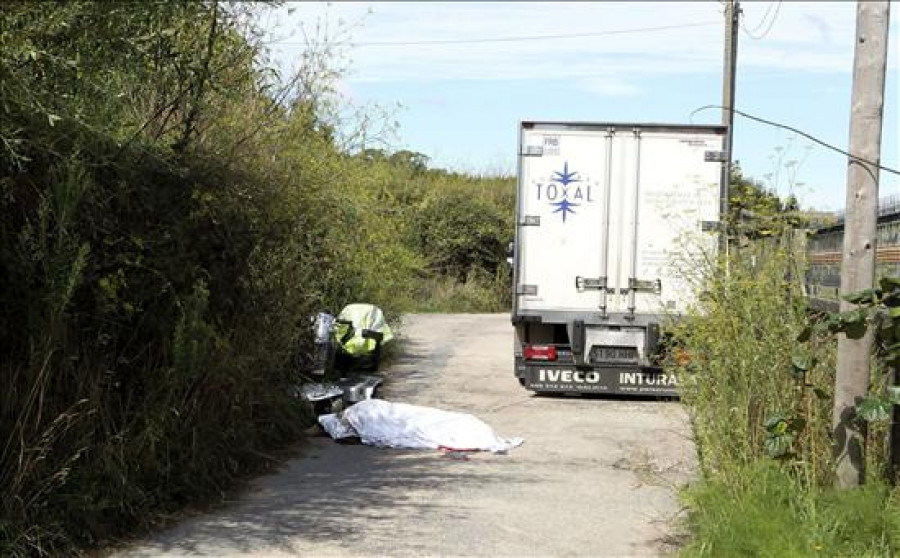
[0,3,513,555]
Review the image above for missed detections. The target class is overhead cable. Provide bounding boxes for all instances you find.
[271,21,721,47]
[742,1,774,35]
[691,105,900,176]
[742,0,782,40]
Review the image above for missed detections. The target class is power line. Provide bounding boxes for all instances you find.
[742,0,782,40]
[270,21,720,48]
[690,104,900,176]
[742,1,774,35]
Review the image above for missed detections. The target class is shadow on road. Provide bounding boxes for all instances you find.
[127,442,523,556]
[118,314,695,557]
[124,330,521,557]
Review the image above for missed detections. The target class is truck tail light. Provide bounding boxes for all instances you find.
[524,344,557,361]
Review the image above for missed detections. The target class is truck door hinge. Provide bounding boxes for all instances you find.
[575,276,606,291]
[518,215,541,226]
[627,278,662,294]
[704,150,728,162]
[522,145,544,157]
[517,284,538,296]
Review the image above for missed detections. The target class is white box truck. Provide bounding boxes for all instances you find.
[511,121,726,397]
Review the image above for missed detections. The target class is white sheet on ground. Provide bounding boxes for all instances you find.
[318,399,524,453]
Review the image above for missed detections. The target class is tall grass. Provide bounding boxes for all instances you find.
[668,232,899,556]
[681,461,899,557]
[671,238,834,484]
[0,140,311,555]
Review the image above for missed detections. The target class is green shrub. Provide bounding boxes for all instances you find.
[0,4,516,555]
[0,122,312,554]
[411,187,512,282]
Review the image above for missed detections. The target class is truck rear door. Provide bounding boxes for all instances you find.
[612,128,723,315]
[515,123,724,316]
[516,126,611,312]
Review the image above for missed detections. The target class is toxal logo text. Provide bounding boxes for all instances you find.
[534,162,595,223]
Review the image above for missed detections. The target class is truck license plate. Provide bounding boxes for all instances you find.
[591,346,638,363]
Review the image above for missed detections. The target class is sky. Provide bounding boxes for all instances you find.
[263,1,899,212]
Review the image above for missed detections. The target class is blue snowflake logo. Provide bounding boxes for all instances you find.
[549,162,581,223]
[551,198,579,222]
[552,162,581,186]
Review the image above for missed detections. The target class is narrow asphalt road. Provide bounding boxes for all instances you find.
[118,314,697,557]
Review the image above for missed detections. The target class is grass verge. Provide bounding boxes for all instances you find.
[680,461,899,557]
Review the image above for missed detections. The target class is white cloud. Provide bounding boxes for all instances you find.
[265,1,898,85]
[256,2,899,211]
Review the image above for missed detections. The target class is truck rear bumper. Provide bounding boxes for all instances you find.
[515,360,678,397]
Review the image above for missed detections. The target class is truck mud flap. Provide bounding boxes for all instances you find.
[522,364,678,397]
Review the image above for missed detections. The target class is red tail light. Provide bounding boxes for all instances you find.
[524,344,558,361]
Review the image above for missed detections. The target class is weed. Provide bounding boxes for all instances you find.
[670,223,897,556]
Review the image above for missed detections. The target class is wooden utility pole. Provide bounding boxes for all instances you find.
[832,0,891,489]
[892,366,900,484]
[719,0,740,254]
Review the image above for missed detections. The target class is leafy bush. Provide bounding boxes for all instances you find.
[411,183,513,283]
[0,4,516,555]
[0,113,314,554]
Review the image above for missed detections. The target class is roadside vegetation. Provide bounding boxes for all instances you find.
[15,3,897,557]
[0,3,511,556]
[668,170,900,556]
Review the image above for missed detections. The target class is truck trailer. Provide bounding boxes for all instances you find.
[511,121,726,397]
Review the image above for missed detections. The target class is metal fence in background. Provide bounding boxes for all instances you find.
[831,193,900,222]
[806,196,900,312]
